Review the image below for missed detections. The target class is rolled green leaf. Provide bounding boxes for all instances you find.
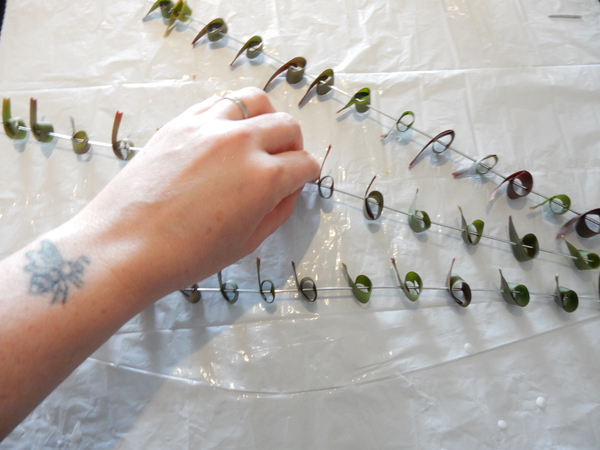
[562,238,600,270]
[391,258,422,301]
[230,35,263,66]
[317,144,335,199]
[452,154,498,178]
[408,129,454,169]
[458,206,484,245]
[489,170,533,201]
[111,111,135,161]
[218,270,239,304]
[298,69,334,106]
[180,283,201,303]
[554,275,578,313]
[446,258,471,307]
[336,88,370,114]
[263,57,307,91]
[508,216,539,261]
[498,269,529,307]
[408,189,431,233]
[381,111,415,139]
[144,0,174,19]
[530,194,571,215]
[2,98,26,140]
[164,0,192,36]
[70,117,91,154]
[292,262,317,302]
[341,263,372,304]
[29,98,54,143]
[192,18,228,45]
[363,176,384,220]
[256,257,275,304]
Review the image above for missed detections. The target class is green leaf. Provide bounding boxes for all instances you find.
[192,18,228,45]
[180,283,201,303]
[452,154,498,178]
[230,35,263,66]
[458,206,484,245]
[317,144,335,199]
[446,259,471,307]
[530,194,571,215]
[2,98,26,140]
[292,262,317,302]
[381,111,415,139]
[341,263,372,304]
[298,69,334,106]
[408,189,431,233]
[508,216,539,261]
[144,0,174,19]
[336,87,370,114]
[263,57,307,91]
[489,170,533,201]
[498,269,529,307]
[363,176,384,220]
[391,258,422,301]
[256,257,275,304]
[218,271,239,304]
[29,98,54,143]
[554,275,578,313]
[164,0,192,36]
[562,238,600,270]
[408,129,454,169]
[111,111,135,161]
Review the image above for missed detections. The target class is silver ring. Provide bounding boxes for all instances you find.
[221,94,249,119]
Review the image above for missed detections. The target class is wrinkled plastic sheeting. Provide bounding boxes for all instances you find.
[1,0,600,448]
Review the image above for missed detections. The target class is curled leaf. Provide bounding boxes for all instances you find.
[70,117,90,155]
[256,257,275,304]
[508,216,539,261]
[263,57,307,91]
[363,176,384,221]
[408,189,431,233]
[556,208,600,239]
[391,258,422,301]
[29,98,54,143]
[554,275,578,313]
[446,258,471,307]
[408,130,454,169]
[192,18,228,45]
[562,238,600,270]
[165,0,192,36]
[341,263,372,304]
[452,154,498,178]
[498,269,529,307]
[144,0,174,20]
[317,144,334,199]
[336,88,370,114]
[230,35,263,66]
[489,170,533,201]
[530,194,571,215]
[2,98,26,140]
[180,283,201,303]
[218,270,239,304]
[458,206,484,245]
[292,262,317,302]
[111,111,135,161]
[298,69,334,106]
[381,111,415,139]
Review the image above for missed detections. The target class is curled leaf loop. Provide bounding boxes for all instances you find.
[381,111,415,139]
[165,0,192,36]
[489,170,533,201]
[192,18,228,45]
[336,88,370,114]
[452,154,498,178]
[408,130,455,169]
[508,216,539,261]
[218,270,239,304]
[530,195,571,215]
[111,111,135,161]
[29,98,54,143]
[554,275,578,313]
[363,176,384,221]
[256,257,275,304]
[562,238,600,270]
[391,258,422,301]
[317,145,334,199]
[498,269,529,307]
[292,262,317,302]
[408,189,431,233]
[341,263,372,304]
[556,209,600,239]
[446,259,471,307]
[2,98,26,140]
[298,69,334,106]
[230,35,263,66]
[70,118,90,155]
[144,0,174,20]
[180,283,201,303]
[263,57,307,91]
[458,206,484,245]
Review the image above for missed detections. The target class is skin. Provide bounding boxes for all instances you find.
[0,86,320,439]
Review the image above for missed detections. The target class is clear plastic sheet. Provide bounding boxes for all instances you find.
[1,0,599,448]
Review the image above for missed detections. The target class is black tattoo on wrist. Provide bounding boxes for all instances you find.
[25,240,90,304]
